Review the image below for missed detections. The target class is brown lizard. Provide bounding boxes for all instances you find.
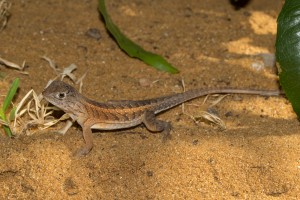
[42,80,281,156]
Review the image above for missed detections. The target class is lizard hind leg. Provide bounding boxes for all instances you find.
[143,110,172,141]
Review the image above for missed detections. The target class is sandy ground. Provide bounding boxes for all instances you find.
[1,0,300,199]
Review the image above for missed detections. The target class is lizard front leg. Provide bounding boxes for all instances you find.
[143,110,172,140]
[75,121,94,157]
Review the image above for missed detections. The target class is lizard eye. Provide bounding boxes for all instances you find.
[56,92,66,99]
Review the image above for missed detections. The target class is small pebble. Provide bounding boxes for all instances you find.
[192,139,199,145]
[139,78,151,87]
[225,111,233,117]
[85,28,101,40]
[146,171,153,177]
[251,53,276,71]
[251,61,264,71]
[258,53,276,67]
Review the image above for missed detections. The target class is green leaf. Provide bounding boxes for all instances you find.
[0,109,12,137]
[276,0,300,117]
[98,0,179,74]
[3,125,12,137]
[0,78,19,137]
[0,109,5,121]
[9,106,16,122]
[2,78,19,112]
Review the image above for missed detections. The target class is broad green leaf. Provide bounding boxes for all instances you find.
[98,0,179,74]
[276,0,300,117]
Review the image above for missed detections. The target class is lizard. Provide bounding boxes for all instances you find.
[42,80,281,156]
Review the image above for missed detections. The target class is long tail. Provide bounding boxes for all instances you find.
[153,88,282,114]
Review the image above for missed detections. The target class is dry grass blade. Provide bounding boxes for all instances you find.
[0,57,25,70]
[41,56,57,71]
[76,71,87,93]
[41,114,67,128]
[42,57,80,83]
[0,0,11,31]
[0,118,9,126]
[44,80,54,89]
[61,64,77,82]
[186,111,226,129]
[14,89,34,125]
[13,89,70,135]
[32,90,42,119]
[56,119,73,135]
[208,94,229,107]
[198,111,226,129]
[180,78,186,113]
[182,91,228,129]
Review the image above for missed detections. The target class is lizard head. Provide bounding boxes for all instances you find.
[42,80,80,113]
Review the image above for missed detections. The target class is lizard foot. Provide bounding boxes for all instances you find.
[73,146,93,157]
[161,121,172,142]
[143,110,172,142]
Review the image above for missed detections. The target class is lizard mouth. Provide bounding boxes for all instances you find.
[42,91,60,107]
[42,91,51,102]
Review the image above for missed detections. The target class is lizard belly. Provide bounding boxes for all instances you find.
[90,118,143,130]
